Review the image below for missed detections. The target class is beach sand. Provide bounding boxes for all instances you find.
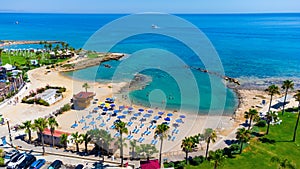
[2,64,298,159]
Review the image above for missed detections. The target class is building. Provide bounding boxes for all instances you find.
[0,66,7,82]
[36,89,62,105]
[73,91,95,109]
[39,128,70,147]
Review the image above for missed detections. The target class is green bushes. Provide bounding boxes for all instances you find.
[60,104,71,113]
[0,158,4,167]
[164,156,205,169]
[36,99,50,106]
[255,120,267,127]
[190,156,204,165]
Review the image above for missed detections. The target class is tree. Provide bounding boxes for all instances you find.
[130,140,137,159]
[271,156,296,169]
[293,91,300,142]
[136,144,158,160]
[60,133,69,150]
[265,85,280,134]
[80,133,92,153]
[114,120,128,166]
[33,118,48,155]
[282,80,294,115]
[155,123,170,166]
[181,137,196,164]
[244,109,259,130]
[235,128,251,154]
[19,120,33,143]
[87,129,114,156]
[204,128,217,159]
[48,117,59,147]
[71,132,82,153]
[209,149,226,169]
[266,111,278,135]
[82,82,90,93]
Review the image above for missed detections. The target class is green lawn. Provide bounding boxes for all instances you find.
[185,112,300,169]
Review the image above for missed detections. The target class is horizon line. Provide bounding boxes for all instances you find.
[0,11,300,15]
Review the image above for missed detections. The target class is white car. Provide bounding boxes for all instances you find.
[6,153,26,169]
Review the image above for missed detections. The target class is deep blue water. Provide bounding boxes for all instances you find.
[1,13,300,114]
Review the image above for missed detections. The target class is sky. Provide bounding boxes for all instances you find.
[1,0,300,14]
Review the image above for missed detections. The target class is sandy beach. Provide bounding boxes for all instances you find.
[1,59,299,159]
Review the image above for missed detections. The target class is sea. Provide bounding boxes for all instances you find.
[1,13,300,115]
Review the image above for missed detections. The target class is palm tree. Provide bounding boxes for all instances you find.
[71,132,82,153]
[82,82,90,93]
[155,123,170,166]
[209,149,226,169]
[48,117,59,147]
[265,85,280,134]
[60,133,69,150]
[271,156,296,169]
[48,43,53,51]
[235,128,251,154]
[204,128,217,159]
[80,133,92,153]
[136,144,158,160]
[33,118,48,155]
[266,85,281,113]
[293,91,300,142]
[282,80,294,115]
[114,120,128,167]
[244,109,259,130]
[130,140,137,159]
[181,137,195,164]
[266,111,278,135]
[19,120,33,143]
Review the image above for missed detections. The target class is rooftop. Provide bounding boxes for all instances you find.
[74,91,95,99]
[43,128,70,137]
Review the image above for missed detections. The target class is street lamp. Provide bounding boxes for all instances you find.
[5,118,13,147]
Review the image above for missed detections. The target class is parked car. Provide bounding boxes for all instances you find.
[30,159,46,169]
[75,164,84,169]
[17,154,36,169]
[4,150,19,165]
[47,160,63,169]
[6,153,26,169]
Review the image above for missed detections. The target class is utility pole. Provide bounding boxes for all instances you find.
[6,118,13,147]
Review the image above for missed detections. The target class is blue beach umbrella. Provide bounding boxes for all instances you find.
[119,105,125,110]
[167,113,173,117]
[114,110,120,114]
[154,116,160,120]
[164,117,171,121]
[143,114,151,118]
[134,113,140,117]
[103,107,108,111]
[94,107,99,111]
[148,110,154,113]
[86,114,92,119]
[110,104,115,107]
[123,111,129,115]
[176,119,183,123]
[138,108,144,112]
[158,112,164,115]
[180,115,186,118]
[128,107,134,111]
[117,115,126,119]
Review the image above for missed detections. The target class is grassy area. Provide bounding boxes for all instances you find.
[184,112,300,169]
[1,52,68,70]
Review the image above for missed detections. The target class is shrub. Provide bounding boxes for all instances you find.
[255,120,267,127]
[37,99,50,106]
[190,156,204,166]
[60,104,71,113]
[0,158,4,167]
[164,162,175,168]
[175,161,186,169]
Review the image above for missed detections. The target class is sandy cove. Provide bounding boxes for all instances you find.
[2,62,298,159]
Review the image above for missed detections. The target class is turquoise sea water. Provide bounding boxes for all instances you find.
[1,13,300,114]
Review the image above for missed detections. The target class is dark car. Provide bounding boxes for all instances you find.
[74,164,84,169]
[48,160,63,169]
[17,154,36,169]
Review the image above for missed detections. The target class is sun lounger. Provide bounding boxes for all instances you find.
[140,123,145,128]
[100,123,106,127]
[127,121,133,126]
[171,136,176,141]
[71,123,78,128]
[136,129,140,134]
[110,125,116,129]
[132,128,137,133]
[151,125,156,129]
[140,138,145,143]
[114,132,120,137]
[146,131,151,135]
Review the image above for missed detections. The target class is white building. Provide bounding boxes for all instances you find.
[36,89,62,105]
